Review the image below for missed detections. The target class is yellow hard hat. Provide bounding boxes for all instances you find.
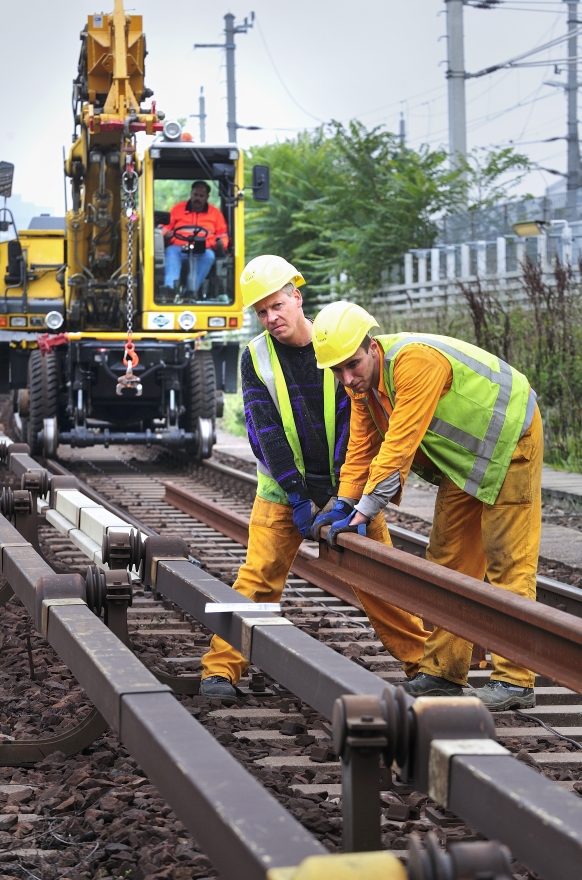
[240,255,305,310]
[312,301,379,369]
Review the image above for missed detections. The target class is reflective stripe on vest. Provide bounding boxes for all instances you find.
[378,333,532,504]
[248,332,337,501]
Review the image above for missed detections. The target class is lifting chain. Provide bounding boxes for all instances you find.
[117,164,142,397]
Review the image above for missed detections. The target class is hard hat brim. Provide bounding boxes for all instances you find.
[243,272,305,310]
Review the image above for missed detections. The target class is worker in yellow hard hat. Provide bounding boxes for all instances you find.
[311,300,542,711]
[200,259,429,701]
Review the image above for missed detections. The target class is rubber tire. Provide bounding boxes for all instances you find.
[185,350,216,460]
[27,350,58,455]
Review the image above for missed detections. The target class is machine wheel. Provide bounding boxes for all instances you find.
[27,350,58,455]
[186,350,216,459]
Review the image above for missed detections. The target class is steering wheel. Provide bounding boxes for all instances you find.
[171,225,208,245]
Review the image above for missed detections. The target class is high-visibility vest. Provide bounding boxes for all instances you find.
[373,333,536,505]
[248,331,337,504]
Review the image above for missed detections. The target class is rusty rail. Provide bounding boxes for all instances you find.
[163,481,582,695]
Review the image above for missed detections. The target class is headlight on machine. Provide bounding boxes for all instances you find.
[46,311,64,330]
[208,317,226,328]
[178,311,196,331]
[163,120,182,141]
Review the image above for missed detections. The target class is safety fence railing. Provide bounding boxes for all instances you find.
[373,225,582,316]
[0,440,580,878]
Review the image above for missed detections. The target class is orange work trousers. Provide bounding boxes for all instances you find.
[418,406,543,688]
[201,495,429,684]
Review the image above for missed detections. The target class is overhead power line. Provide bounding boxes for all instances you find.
[255,16,325,124]
[467,22,582,78]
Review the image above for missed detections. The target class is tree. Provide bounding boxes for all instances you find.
[244,124,531,306]
[244,131,340,307]
[458,146,531,211]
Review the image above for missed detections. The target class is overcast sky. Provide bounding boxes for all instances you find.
[0,0,577,215]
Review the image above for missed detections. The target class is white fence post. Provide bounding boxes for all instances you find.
[496,237,506,291]
[516,240,526,271]
[476,241,486,277]
[563,228,573,265]
[496,237,506,274]
[538,233,548,272]
[461,244,470,279]
[431,248,440,296]
[404,253,413,295]
[418,251,427,301]
[446,246,456,281]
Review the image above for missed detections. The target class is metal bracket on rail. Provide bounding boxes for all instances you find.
[86,566,133,648]
[331,688,497,854]
[403,694,496,793]
[1,488,35,548]
[103,534,202,695]
[142,534,189,589]
[332,693,390,853]
[239,615,293,662]
[1,466,56,559]
[408,832,512,880]
[102,527,144,573]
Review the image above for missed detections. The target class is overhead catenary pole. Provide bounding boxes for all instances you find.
[566,0,581,218]
[188,87,207,143]
[446,0,468,170]
[225,14,237,144]
[399,112,406,148]
[194,12,254,144]
[199,87,206,143]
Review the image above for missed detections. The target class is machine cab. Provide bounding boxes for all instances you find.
[141,141,245,334]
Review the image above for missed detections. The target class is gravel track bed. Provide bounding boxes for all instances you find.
[0,433,578,877]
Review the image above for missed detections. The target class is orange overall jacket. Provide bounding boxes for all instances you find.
[339,341,453,505]
[162,201,229,249]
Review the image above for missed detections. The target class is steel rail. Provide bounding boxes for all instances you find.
[0,512,327,880]
[163,481,582,695]
[202,459,582,617]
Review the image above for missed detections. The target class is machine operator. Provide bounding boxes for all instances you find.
[311,300,542,712]
[161,180,228,300]
[200,256,429,702]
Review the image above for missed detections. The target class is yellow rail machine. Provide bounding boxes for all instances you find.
[0,1,269,458]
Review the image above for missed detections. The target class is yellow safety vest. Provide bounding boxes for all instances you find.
[375,333,536,505]
[248,331,337,504]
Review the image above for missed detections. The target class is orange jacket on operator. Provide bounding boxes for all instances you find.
[162,201,229,250]
[338,341,453,504]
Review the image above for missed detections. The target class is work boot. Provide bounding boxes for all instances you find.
[473,680,535,711]
[400,672,463,697]
[200,675,237,703]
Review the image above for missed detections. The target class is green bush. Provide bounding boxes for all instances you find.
[219,392,247,438]
[373,259,582,472]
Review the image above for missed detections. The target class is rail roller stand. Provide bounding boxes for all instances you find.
[332,688,499,854]
[97,531,202,695]
[267,834,512,880]
[0,443,50,604]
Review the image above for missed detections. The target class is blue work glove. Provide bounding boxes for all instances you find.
[310,499,354,540]
[326,510,367,549]
[288,493,317,539]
